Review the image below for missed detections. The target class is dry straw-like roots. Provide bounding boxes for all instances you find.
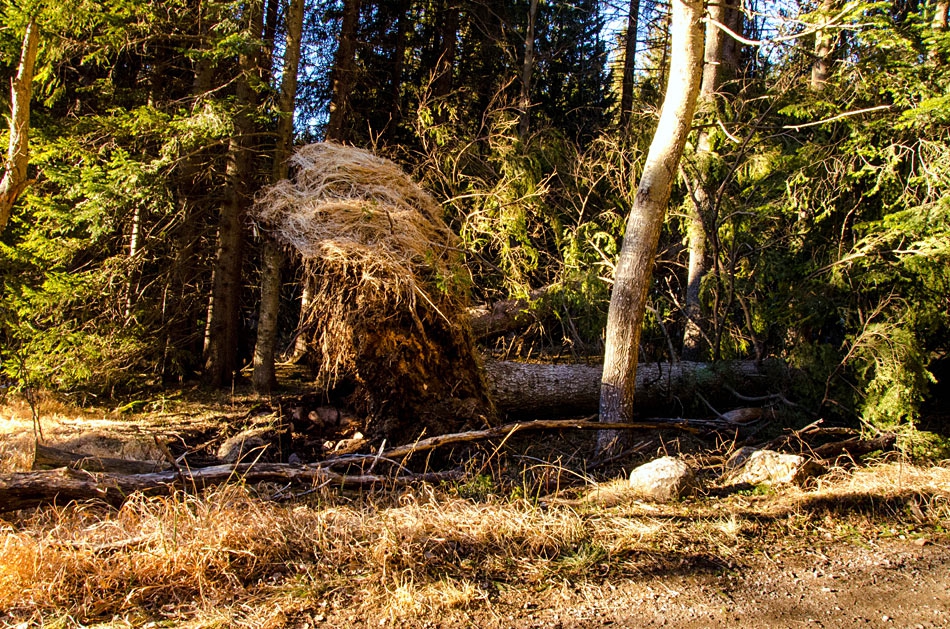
[253,143,493,441]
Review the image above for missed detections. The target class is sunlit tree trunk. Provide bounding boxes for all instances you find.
[682,0,739,361]
[253,0,306,394]
[597,0,705,457]
[0,17,39,234]
[619,0,640,128]
[326,0,361,142]
[934,0,949,30]
[290,0,359,365]
[811,0,836,90]
[518,0,540,138]
[204,1,263,387]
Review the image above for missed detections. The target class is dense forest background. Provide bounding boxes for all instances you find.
[1,0,948,437]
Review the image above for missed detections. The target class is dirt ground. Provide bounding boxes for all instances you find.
[468,540,950,628]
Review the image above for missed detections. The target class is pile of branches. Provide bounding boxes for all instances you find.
[253,143,494,442]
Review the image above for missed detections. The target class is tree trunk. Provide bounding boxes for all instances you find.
[326,0,361,142]
[518,0,540,138]
[811,0,836,90]
[290,278,314,362]
[432,0,459,100]
[489,359,777,418]
[467,284,559,339]
[598,0,705,456]
[0,16,39,234]
[619,0,640,128]
[253,0,306,394]
[386,0,410,138]
[32,443,170,474]
[682,0,741,361]
[204,1,263,387]
[936,0,950,29]
[262,0,280,69]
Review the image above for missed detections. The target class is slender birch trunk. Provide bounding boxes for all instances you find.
[682,0,739,360]
[518,0,540,138]
[619,0,641,128]
[0,17,39,234]
[252,0,306,394]
[597,0,705,456]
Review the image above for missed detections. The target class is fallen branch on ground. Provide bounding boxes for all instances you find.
[317,415,762,469]
[0,463,461,513]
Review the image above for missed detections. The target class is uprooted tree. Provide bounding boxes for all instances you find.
[252,142,495,443]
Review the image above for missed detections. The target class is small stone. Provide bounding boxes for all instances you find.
[628,456,697,502]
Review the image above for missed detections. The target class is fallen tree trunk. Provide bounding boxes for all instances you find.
[468,285,559,339]
[32,443,170,474]
[486,360,784,418]
[0,464,461,513]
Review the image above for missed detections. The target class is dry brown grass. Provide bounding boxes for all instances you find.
[2,460,949,627]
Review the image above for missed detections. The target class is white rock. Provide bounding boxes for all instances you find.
[724,449,825,486]
[216,427,271,462]
[628,456,697,502]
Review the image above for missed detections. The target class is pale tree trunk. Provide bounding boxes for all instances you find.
[289,280,313,362]
[325,0,361,142]
[934,0,949,30]
[597,0,705,457]
[682,0,739,361]
[253,0,306,394]
[292,0,359,364]
[811,0,836,90]
[204,1,263,387]
[619,0,640,128]
[518,0,540,138]
[0,17,39,234]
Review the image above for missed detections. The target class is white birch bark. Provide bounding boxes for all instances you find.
[0,17,39,234]
[597,0,706,456]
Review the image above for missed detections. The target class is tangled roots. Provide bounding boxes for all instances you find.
[253,143,494,442]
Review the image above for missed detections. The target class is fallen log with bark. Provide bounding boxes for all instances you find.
[32,443,170,474]
[0,463,461,513]
[468,285,559,339]
[486,359,786,418]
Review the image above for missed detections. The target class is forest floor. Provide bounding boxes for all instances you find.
[1,388,949,628]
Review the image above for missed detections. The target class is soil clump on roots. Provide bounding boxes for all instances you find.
[252,142,494,444]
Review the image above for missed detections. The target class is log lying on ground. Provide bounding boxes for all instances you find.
[0,464,461,513]
[32,443,170,474]
[486,360,783,418]
[811,433,897,460]
[468,285,559,339]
